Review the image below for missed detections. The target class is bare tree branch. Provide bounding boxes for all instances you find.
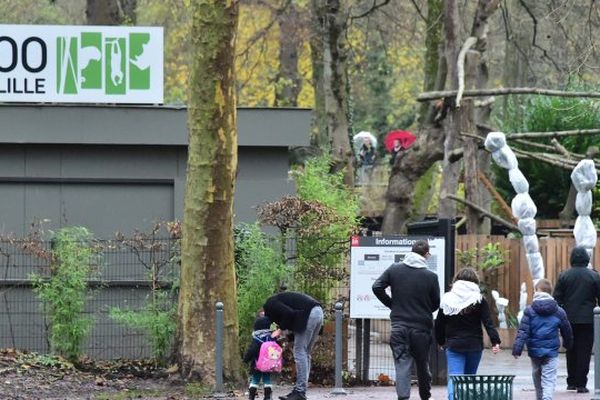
[418,87,600,101]
[442,193,519,231]
[517,0,563,72]
[350,0,391,20]
[408,0,427,21]
[456,36,477,107]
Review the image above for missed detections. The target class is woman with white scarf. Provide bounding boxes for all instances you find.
[435,268,501,400]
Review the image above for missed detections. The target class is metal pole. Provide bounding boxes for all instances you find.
[593,307,600,400]
[355,319,363,382]
[362,319,371,383]
[331,302,347,395]
[214,301,225,397]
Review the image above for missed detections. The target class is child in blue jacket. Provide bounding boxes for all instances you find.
[513,279,573,400]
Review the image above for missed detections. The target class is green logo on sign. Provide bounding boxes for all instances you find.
[56,32,151,95]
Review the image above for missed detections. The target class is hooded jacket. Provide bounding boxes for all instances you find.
[372,252,440,330]
[553,246,600,324]
[243,316,275,369]
[512,292,573,359]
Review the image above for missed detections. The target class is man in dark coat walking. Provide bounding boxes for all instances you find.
[372,239,440,400]
[553,246,600,393]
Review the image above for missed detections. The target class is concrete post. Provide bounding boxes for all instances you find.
[214,302,225,397]
[331,302,347,395]
[593,307,600,400]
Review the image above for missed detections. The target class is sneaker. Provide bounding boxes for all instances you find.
[278,392,294,400]
[285,392,306,400]
[577,387,589,393]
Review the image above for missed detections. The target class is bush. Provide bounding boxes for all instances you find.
[235,223,291,353]
[30,227,99,361]
[292,155,360,303]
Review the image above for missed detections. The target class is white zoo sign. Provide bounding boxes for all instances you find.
[350,235,446,319]
[0,24,163,103]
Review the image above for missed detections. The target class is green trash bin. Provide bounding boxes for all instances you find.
[451,374,515,400]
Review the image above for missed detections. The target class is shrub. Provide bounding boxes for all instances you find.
[235,223,291,353]
[30,227,99,361]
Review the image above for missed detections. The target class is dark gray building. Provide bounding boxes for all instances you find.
[0,104,310,359]
[0,104,311,238]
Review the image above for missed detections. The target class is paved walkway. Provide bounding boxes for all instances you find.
[272,350,595,399]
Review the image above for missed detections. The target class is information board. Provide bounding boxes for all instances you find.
[349,235,446,319]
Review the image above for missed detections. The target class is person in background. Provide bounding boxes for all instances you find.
[435,267,501,400]
[389,138,403,167]
[358,137,376,183]
[372,239,440,400]
[263,291,323,400]
[553,246,600,393]
[513,279,573,400]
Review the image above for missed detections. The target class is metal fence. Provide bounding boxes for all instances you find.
[0,238,179,359]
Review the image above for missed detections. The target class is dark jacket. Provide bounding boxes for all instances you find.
[243,316,275,370]
[263,292,321,333]
[372,254,440,331]
[553,247,600,324]
[435,298,500,352]
[512,293,573,359]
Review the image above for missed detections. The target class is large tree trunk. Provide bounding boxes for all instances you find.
[464,0,500,233]
[86,0,136,24]
[322,0,354,185]
[309,0,328,148]
[274,2,301,107]
[382,0,445,233]
[437,0,461,218]
[176,0,242,385]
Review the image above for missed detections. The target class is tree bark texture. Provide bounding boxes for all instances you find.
[382,0,445,233]
[275,2,301,107]
[417,0,444,125]
[437,0,460,219]
[462,53,480,233]
[176,0,241,385]
[309,0,328,148]
[321,0,354,185]
[382,0,500,233]
[86,0,136,24]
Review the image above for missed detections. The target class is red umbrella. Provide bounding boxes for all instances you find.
[385,130,416,152]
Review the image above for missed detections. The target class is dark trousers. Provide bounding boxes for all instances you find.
[566,323,594,388]
[390,322,432,400]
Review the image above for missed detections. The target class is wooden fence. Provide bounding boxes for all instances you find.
[455,234,600,316]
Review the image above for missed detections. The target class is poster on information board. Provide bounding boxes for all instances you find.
[349,235,445,319]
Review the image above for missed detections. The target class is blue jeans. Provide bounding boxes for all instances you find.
[531,356,558,400]
[446,348,483,400]
[250,371,272,388]
[293,306,323,394]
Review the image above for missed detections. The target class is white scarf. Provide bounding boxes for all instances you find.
[440,280,482,316]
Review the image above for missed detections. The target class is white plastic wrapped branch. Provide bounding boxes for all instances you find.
[485,131,544,281]
[484,132,507,153]
[491,147,518,170]
[523,235,540,253]
[571,159,598,266]
[576,192,593,216]
[574,216,597,249]
[509,168,529,194]
[526,252,545,280]
[571,160,598,192]
[511,193,537,220]
[518,218,537,236]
